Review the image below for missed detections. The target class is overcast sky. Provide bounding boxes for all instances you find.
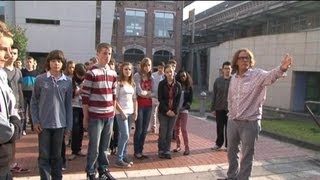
[183,1,224,20]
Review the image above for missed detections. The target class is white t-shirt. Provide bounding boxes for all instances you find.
[115,82,136,114]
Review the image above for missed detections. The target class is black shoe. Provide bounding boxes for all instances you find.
[158,153,165,159]
[164,154,172,159]
[99,169,115,180]
[87,172,96,180]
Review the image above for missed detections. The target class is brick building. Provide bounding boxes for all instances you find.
[111,1,184,69]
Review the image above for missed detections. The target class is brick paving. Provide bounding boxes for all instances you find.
[12,114,317,179]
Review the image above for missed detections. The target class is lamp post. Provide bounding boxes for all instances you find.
[114,9,120,61]
[168,30,174,60]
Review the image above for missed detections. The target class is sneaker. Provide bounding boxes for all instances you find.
[211,145,222,151]
[62,163,66,171]
[115,160,131,168]
[99,169,115,180]
[87,172,96,180]
[22,131,26,136]
[123,157,133,165]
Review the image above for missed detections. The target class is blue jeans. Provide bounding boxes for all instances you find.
[38,128,65,180]
[116,114,133,161]
[86,117,114,174]
[158,114,176,154]
[134,106,152,154]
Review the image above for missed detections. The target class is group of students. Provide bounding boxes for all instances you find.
[1,18,294,180]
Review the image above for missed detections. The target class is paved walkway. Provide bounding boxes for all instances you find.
[13,114,320,180]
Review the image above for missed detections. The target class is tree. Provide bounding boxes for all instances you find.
[9,25,28,61]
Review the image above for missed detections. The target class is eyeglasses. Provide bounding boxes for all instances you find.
[238,56,250,61]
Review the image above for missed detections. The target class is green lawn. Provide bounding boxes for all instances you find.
[191,96,320,145]
[262,119,320,145]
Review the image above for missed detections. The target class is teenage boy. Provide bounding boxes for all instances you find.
[21,56,38,135]
[31,50,73,180]
[82,43,117,180]
[0,20,22,180]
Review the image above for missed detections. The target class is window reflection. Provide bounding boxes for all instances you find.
[125,10,145,36]
[154,12,174,37]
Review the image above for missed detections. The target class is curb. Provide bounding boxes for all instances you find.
[196,112,320,152]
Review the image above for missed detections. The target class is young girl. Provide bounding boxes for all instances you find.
[173,70,193,155]
[158,64,181,159]
[133,57,154,159]
[115,62,137,167]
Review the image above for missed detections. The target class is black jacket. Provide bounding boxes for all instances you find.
[158,79,182,116]
[180,85,193,111]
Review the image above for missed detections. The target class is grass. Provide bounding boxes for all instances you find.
[191,97,211,111]
[262,119,320,145]
[191,96,320,145]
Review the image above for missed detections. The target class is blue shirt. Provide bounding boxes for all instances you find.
[30,72,73,130]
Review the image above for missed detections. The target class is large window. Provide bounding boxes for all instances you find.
[154,12,174,38]
[125,10,145,36]
[0,6,4,22]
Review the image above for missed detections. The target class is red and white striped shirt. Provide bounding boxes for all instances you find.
[227,67,285,121]
[81,64,117,119]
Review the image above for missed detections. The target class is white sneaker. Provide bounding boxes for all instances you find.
[22,131,26,136]
[211,145,221,151]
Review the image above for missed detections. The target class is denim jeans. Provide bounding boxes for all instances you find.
[158,114,176,154]
[134,106,152,154]
[38,128,65,180]
[116,113,133,161]
[0,172,12,180]
[71,107,84,154]
[86,117,114,174]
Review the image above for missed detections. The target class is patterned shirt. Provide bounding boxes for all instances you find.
[81,64,117,119]
[227,67,285,121]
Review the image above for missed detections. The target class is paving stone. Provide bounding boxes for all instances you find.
[126,169,161,178]
[158,167,193,175]
[266,173,299,180]
[189,164,221,172]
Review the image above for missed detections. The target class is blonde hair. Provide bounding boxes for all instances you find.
[0,21,13,45]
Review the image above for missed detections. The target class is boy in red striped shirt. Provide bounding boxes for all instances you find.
[82,43,117,180]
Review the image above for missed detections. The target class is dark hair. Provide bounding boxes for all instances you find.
[168,59,177,65]
[222,61,231,68]
[73,63,86,77]
[158,61,165,67]
[44,50,66,72]
[176,70,193,88]
[11,44,19,50]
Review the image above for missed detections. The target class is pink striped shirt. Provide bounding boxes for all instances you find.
[227,67,285,121]
[81,64,117,119]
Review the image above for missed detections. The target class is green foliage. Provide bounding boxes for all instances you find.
[262,119,320,144]
[191,96,211,111]
[9,25,28,60]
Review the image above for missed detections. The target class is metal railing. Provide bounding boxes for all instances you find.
[305,101,320,128]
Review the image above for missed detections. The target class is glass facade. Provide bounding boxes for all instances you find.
[125,10,145,36]
[154,12,174,38]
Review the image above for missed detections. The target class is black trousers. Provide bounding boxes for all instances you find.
[215,110,228,147]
